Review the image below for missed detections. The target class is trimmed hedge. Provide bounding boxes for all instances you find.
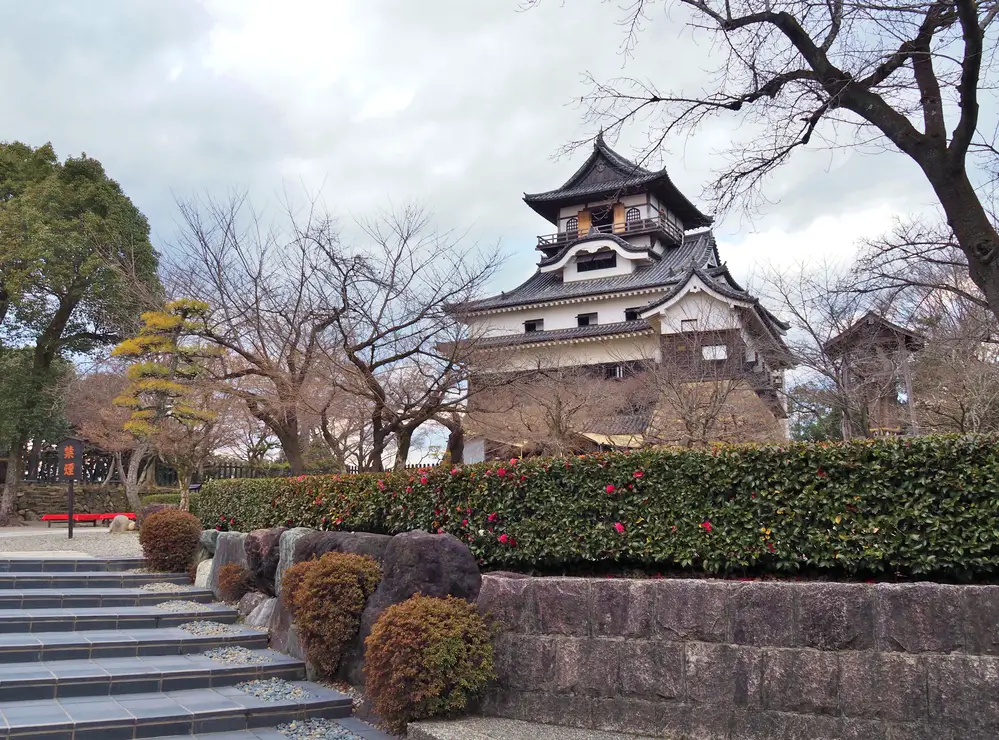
[199,435,999,579]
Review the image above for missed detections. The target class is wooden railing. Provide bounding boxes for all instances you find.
[537,217,684,249]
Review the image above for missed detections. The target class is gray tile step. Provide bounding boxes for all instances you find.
[0,604,238,633]
[0,572,190,589]
[0,588,215,609]
[0,683,351,740]
[0,624,268,663]
[0,650,304,702]
[0,558,147,573]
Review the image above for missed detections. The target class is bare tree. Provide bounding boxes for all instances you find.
[533,0,999,320]
[309,206,504,471]
[170,193,340,474]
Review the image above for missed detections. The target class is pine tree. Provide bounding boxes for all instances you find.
[112,299,217,512]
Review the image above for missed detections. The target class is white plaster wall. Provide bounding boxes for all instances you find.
[494,334,660,371]
[654,290,742,334]
[469,292,669,337]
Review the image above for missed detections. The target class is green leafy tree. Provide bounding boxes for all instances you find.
[0,142,159,523]
[112,299,217,512]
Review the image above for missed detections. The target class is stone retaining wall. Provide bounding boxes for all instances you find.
[17,485,129,520]
[476,576,999,739]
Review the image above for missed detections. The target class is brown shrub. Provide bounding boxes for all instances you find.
[288,553,381,676]
[364,595,495,733]
[138,510,202,572]
[280,559,315,615]
[217,563,253,602]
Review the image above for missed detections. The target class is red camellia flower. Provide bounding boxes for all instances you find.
[498,533,510,544]
[606,484,616,494]
[510,457,518,465]
[497,468,507,477]
[450,467,459,475]
[405,486,412,493]
[420,476,428,485]
[462,519,468,527]
[437,528,445,534]
[633,470,644,479]
[614,522,625,534]
[817,468,828,478]
[487,512,498,522]
[700,520,713,533]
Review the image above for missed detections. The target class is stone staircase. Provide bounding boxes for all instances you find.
[0,556,391,740]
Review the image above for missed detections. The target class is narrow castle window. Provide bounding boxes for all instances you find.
[625,207,641,226]
[524,319,544,333]
[577,312,597,327]
[702,344,728,361]
[565,216,578,236]
[576,251,617,272]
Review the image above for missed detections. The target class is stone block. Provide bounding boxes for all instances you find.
[963,586,999,655]
[685,643,761,708]
[731,710,845,740]
[518,691,593,729]
[798,582,875,650]
[654,579,730,643]
[492,633,555,691]
[244,527,286,596]
[658,704,735,740]
[478,689,522,719]
[477,575,538,634]
[206,531,247,598]
[592,698,661,736]
[274,527,313,597]
[590,579,653,638]
[199,529,220,555]
[107,515,131,534]
[927,654,999,730]
[533,578,590,636]
[760,648,838,715]
[194,559,212,588]
[876,584,966,653]
[267,596,305,662]
[237,591,268,617]
[839,651,927,722]
[245,596,277,629]
[619,640,683,700]
[730,582,795,647]
[293,530,393,565]
[553,637,620,697]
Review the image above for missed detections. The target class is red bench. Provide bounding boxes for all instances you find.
[41,513,136,528]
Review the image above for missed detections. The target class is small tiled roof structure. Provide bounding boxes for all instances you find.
[464,229,719,313]
[471,319,654,350]
[523,133,713,228]
[824,312,925,358]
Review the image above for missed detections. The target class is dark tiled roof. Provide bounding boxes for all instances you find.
[474,319,653,349]
[824,312,925,356]
[466,230,717,312]
[523,134,712,227]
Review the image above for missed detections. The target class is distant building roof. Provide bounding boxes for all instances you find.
[824,312,925,357]
[523,133,713,228]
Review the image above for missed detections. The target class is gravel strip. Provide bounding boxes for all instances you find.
[0,528,142,557]
[140,582,193,592]
[277,718,364,740]
[236,677,314,702]
[155,599,213,613]
[178,620,239,636]
[202,645,274,665]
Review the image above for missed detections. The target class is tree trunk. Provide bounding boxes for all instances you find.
[119,446,147,522]
[393,428,413,471]
[369,413,387,473]
[178,470,191,512]
[0,437,25,525]
[923,163,999,321]
[445,423,464,465]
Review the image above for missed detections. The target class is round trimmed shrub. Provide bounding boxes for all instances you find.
[364,594,495,733]
[217,563,252,602]
[138,509,202,572]
[286,552,381,676]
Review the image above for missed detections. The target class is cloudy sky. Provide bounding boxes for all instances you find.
[0,0,946,293]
